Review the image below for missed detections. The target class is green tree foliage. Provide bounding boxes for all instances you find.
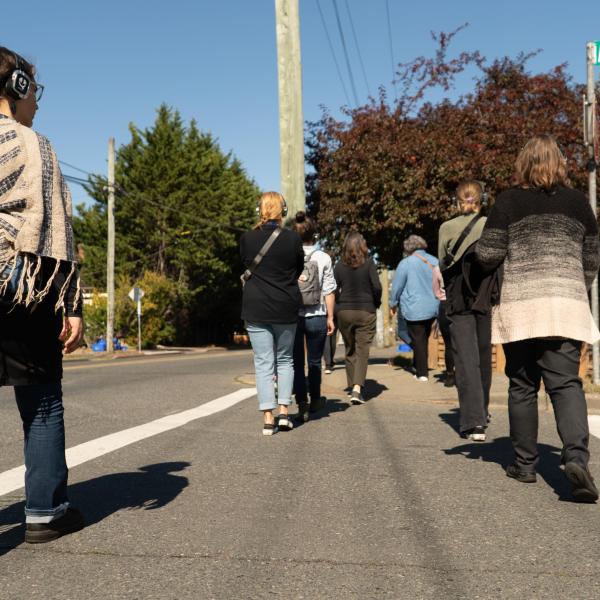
[307,27,588,266]
[74,105,259,345]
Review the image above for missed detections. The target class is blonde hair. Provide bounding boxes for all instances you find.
[255,191,286,229]
[514,135,570,190]
[456,180,483,214]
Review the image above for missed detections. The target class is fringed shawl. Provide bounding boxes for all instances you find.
[0,115,80,311]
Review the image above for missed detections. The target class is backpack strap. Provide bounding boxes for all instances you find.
[443,214,483,269]
[241,228,281,284]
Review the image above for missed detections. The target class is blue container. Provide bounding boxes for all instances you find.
[397,343,412,353]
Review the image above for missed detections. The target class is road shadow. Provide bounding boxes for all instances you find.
[443,437,573,501]
[0,461,189,556]
[439,407,461,435]
[364,378,389,400]
[295,397,351,426]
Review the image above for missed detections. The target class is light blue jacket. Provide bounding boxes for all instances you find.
[391,250,440,322]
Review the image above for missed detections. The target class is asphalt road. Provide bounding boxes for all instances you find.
[1,350,599,599]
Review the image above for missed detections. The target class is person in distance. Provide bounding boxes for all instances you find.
[0,47,85,543]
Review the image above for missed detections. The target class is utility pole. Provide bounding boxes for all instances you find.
[106,137,115,354]
[585,42,600,384]
[275,0,305,217]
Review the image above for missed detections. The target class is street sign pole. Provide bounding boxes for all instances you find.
[586,42,600,384]
[128,286,144,353]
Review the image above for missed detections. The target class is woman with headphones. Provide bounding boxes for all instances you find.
[0,47,84,543]
[240,192,304,435]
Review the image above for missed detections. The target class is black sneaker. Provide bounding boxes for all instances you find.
[444,373,455,387]
[506,464,537,483]
[565,461,599,503]
[350,390,365,404]
[25,507,85,544]
[296,403,309,423]
[309,396,326,413]
[277,414,294,431]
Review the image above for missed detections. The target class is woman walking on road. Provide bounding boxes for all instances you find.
[0,47,85,543]
[334,232,382,404]
[438,181,491,442]
[291,212,336,422]
[476,135,600,502]
[240,192,304,435]
[390,235,440,382]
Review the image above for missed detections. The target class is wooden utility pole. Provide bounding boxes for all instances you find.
[275,0,305,217]
[106,137,115,354]
[585,42,599,384]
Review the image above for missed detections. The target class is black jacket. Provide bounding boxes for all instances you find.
[442,242,502,316]
[240,224,304,324]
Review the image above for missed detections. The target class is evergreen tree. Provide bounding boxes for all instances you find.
[74,104,259,345]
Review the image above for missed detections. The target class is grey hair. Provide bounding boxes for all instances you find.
[403,234,428,254]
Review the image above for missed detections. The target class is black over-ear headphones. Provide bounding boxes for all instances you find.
[4,52,31,101]
[256,195,288,218]
[452,181,489,210]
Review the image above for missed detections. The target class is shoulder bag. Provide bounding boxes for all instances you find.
[240,228,281,287]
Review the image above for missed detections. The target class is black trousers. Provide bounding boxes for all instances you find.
[323,322,338,369]
[407,319,435,378]
[438,301,454,373]
[448,311,492,433]
[504,338,590,472]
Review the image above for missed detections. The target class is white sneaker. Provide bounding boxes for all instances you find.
[414,375,428,382]
[467,426,486,442]
[324,368,332,375]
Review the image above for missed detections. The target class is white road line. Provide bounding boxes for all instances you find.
[0,387,256,497]
[589,415,600,440]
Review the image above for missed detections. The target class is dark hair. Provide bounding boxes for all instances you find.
[292,211,318,243]
[342,231,368,268]
[0,47,35,98]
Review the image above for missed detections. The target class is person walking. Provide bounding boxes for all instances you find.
[334,232,382,404]
[476,135,600,501]
[0,47,85,543]
[291,212,336,422]
[240,192,304,435]
[390,235,440,381]
[438,181,491,441]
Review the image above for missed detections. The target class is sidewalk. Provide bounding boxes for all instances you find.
[238,347,600,413]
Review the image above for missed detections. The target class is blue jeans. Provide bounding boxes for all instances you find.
[15,382,69,523]
[293,315,327,406]
[247,322,296,411]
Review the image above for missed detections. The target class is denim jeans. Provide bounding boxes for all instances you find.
[15,382,69,523]
[293,315,327,406]
[247,322,296,411]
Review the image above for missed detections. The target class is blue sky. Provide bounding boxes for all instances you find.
[4,0,600,208]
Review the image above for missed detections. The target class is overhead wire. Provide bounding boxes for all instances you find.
[343,0,371,98]
[331,0,359,106]
[315,0,351,106]
[384,0,398,101]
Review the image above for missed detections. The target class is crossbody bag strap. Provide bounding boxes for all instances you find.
[446,213,483,265]
[413,252,435,271]
[241,228,281,283]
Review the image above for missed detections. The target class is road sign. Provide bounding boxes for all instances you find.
[128,286,145,303]
[594,41,600,65]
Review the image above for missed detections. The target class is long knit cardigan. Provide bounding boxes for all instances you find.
[0,115,79,310]
[475,186,600,345]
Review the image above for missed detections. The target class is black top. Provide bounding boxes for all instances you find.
[334,258,382,313]
[240,224,304,324]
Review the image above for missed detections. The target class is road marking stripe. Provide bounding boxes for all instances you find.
[0,387,256,497]
[589,415,600,440]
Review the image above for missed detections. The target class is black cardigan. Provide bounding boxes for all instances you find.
[334,258,382,313]
[240,224,304,324]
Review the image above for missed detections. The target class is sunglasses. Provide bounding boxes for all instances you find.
[31,82,44,102]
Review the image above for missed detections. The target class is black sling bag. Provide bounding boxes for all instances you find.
[240,228,281,287]
[440,213,483,272]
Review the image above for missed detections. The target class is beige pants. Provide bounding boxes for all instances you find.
[337,309,377,388]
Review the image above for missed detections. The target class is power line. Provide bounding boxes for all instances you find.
[384,0,398,101]
[343,0,371,98]
[58,160,95,176]
[315,0,351,106]
[331,0,359,106]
